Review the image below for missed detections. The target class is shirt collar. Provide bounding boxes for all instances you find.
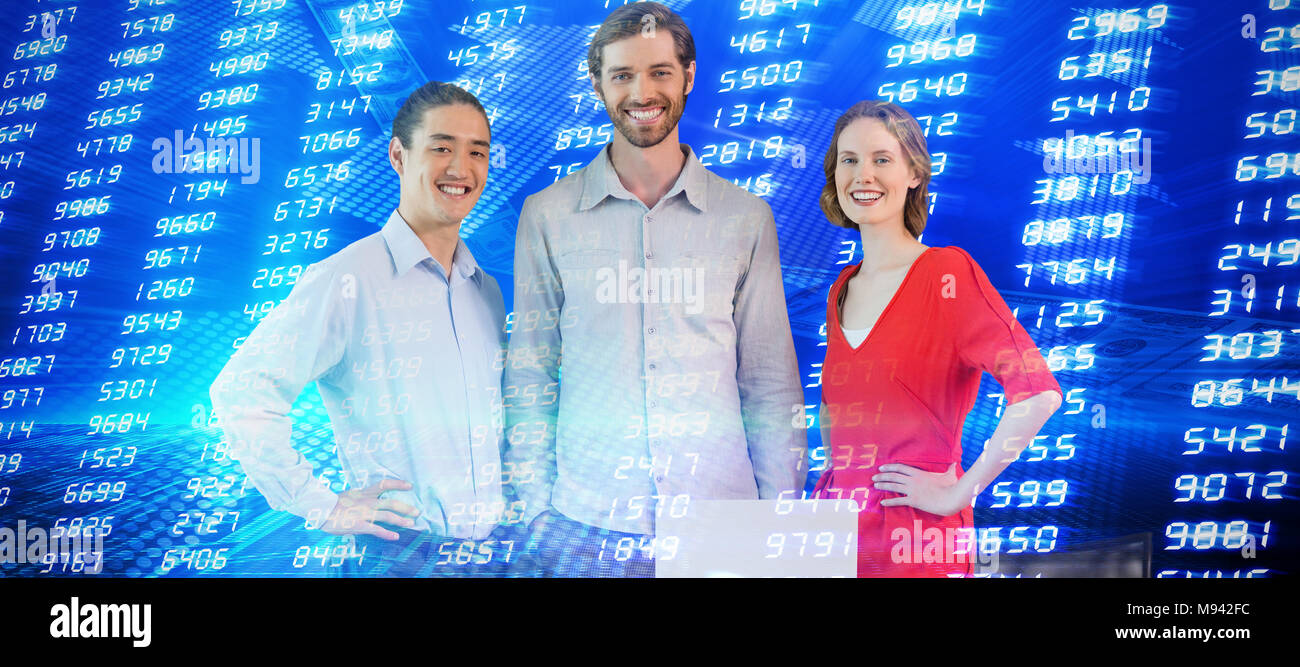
[579,143,709,213]
[380,210,483,285]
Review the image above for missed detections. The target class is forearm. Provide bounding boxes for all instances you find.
[818,401,831,468]
[501,366,559,525]
[741,388,807,498]
[737,322,806,497]
[955,390,1063,501]
[210,368,339,528]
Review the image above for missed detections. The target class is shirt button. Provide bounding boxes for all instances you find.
[647,327,656,335]
[648,400,658,408]
[645,252,653,259]
[645,215,654,223]
[648,363,657,370]
[655,474,665,483]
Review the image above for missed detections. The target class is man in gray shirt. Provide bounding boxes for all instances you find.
[505,2,806,577]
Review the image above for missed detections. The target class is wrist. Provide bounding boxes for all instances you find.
[303,494,342,531]
[950,476,979,511]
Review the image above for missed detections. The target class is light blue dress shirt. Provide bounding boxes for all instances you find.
[505,144,807,535]
[210,210,508,540]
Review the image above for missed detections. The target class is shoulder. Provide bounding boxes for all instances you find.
[317,230,388,275]
[698,169,776,255]
[256,232,384,325]
[925,246,1017,325]
[701,167,772,219]
[288,231,389,294]
[921,245,998,287]
[925,245,981,272]
[521,169,586,222]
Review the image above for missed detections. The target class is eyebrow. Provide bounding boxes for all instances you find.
[428,133,491,149]
[606,62,677,74]
[839,149,897,156]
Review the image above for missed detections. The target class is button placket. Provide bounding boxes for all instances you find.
[641,207,658,470]
[446,277,482,513]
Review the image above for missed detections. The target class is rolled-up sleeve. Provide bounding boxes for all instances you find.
[209,261,350,528]
[946,247,1063,406]
[503,196,563,525]
[733,202,807,497]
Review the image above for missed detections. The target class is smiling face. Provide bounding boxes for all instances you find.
[593,30,695,149]
[388,103,490,229]
[834,117,922,231]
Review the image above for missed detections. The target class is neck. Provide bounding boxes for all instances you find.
[396,204,460,277]
[856,217,924,273]
[608,130,687,209]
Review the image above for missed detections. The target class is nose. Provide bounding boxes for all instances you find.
[445,148,468,179]
[627,74,647,105]
[850,162,875,187]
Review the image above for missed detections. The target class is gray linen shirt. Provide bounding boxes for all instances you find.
[505,143,806,535]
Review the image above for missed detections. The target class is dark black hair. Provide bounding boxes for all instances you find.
[391,81,491,148]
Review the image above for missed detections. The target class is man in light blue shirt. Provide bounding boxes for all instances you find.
[505,3,807,577]
[210,82,520,576]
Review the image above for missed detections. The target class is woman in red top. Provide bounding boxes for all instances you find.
[813,100,1064,577]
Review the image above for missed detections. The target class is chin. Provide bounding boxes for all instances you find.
[616,122,668,148]
[851,214,890,229]
[421,205,455,225]
[628,133,670,148]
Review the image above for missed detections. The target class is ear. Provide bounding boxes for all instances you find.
[591,73,603,100]
[388,136,404,176]
[908,167,922,190]
[684,60,696,96]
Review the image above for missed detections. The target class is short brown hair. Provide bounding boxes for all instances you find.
[820,100,931,239]
[587,2,696,85]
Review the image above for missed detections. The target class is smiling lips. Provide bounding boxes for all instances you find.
[625,105,665,125]
[849,189,884,206]
[437,183,472,200]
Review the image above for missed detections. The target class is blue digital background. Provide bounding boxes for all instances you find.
[0,0,1295,577]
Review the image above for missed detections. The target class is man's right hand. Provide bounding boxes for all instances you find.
[320,479,421,541]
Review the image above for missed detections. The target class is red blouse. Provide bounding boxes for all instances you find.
[814,246,1063,577]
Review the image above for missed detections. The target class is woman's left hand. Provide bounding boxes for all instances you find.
[873,463,969,517]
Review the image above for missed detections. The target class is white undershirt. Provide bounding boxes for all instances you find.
[842,325,872,348]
